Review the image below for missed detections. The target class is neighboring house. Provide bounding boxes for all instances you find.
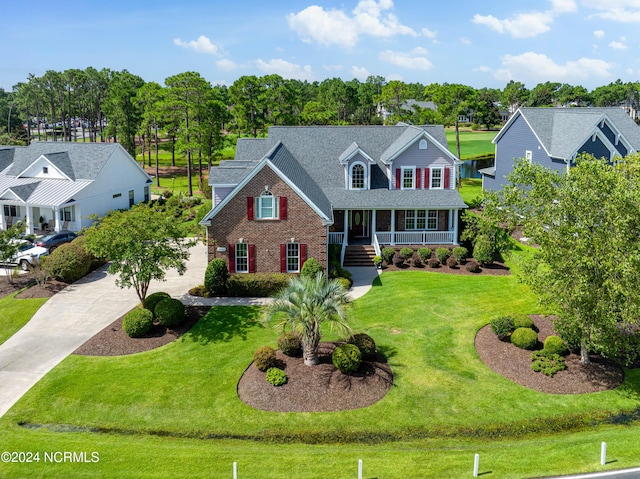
[200,125,467,273]
[0,142,153,234]
[378,100,436,122]
[480,107,640,191]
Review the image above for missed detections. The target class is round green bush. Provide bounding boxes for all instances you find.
[544,335,568,356]
[204,258,228,295]
[452,246,468,263]
[144,292,171,315]
[277,331,302,357]
[254,346,277,372]
[332,343,362,374]
[381,247,396,265]
[400,247,414,261]
[347,333,376,359]
[154,298,185,327]
[417,247,432,262]
[42,239,92,283]
[511,327,539,350]
[300,257,323,279]
[435,247,450,264]
[513,315,535,330]
[122,308,154,338]
[473,234,493,265]
[265,367,287,386]
[491,316,515,341]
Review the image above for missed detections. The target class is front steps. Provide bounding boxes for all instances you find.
[343,245,377,267]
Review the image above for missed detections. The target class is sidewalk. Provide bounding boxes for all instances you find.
[0,245,378,418]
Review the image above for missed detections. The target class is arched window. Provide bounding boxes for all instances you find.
[351,163,365,189]
[256,190,278,219]
[419,139,428,150]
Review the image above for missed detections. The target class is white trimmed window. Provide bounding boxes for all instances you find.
[235,243,248,273]
[402,167,415,190]
[525,150,533,162]
[405,210,437,230]
[427,210,437,230]
[60,206,75,222]
[256,191,278,219]
[351,163,365,190]
[430,168,443,189]
[287,243,300,273]
[3,205,17,217]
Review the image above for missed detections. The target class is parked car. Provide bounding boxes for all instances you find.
[35,231,77,252]
[2,240,49,271]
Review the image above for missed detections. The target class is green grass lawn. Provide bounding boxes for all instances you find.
[0,289,48,346]
[458,178,483,205]
[3,259,640,478]
[446,129,496,159]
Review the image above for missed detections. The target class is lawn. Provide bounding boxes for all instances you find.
[458,178,483,205]
[0,290,47,346]
[446,129,496,159]
[3,261,640,478]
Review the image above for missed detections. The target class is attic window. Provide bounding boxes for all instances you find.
[42,167,48,174]
[351,163,365,189]
[419,139,428,150]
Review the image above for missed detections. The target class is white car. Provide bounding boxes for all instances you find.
[4,240,49,271]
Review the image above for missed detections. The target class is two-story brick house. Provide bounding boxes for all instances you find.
[200,125,467,273]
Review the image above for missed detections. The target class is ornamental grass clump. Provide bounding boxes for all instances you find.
[332,343,362,374]
[122,308,154,338]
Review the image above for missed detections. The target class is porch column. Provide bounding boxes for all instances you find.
[0,204,4,230]
[453,209,459,245]
[390,209,396,246]
[371,210,376,245]
[343,209,349,245]
[25,207,34,235]
[53,207,60,232]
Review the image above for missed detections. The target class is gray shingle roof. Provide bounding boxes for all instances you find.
[516,107,640,159]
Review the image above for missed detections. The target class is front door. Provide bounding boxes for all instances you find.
[350,210,369,239]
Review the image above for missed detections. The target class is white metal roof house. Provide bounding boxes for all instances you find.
[0,142,153,234]
[200,125,467,272]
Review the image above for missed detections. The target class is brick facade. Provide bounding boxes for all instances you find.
[207,165,327,273]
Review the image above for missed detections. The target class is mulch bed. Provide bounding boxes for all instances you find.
[382,259,510,276]
[237,343,394,412]
[0,275,68,300]
[475,315,624,394]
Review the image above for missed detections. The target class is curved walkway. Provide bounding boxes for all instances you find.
[0,246,378,418]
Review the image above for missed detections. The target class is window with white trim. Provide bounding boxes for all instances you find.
[402,167,415,189]
[351,163,365,189]
[525,150,532,162]
[427,210,437,230]
[287,243,300,273]
[144,186,150,202]
[419,139,428,150]
[60,206,75,222]
[430,168,443,189]
[235,243,248,273]
[256,191,278,219]
[405,210,437,230]
[3,205,17,217]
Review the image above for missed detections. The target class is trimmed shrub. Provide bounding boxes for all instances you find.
[531,350,566,377]
[155,298,185,327]
[188,284,209,297]
[466,261,481,273]
[511,327,539,350]
[227,273,292,297]
[277,331,302,357]
[435,247,450,264]
[417,247,432,262]
[491,316,515,340]
[473,234,493,266]
[300,257,323,279]
[335,277,352,290]
[452,246,468,263]
[392,252,405,267]
[42,239,92,283]
[348,333,376,359]
[204,258,228,295]
[373,255,382,267]
[122,308,154,338]
[144,291,171,315]
[254,346,277,372]
[381,247,396,265]
[544,335,568,356]
[332,343,362,374]
[412,255,422,267]
[513,315,535,330]
[446,256,458,268]
[427,257,440,268]
[265,367,287,386]
[400,247,414,262]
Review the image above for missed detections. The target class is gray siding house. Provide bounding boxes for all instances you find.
[481,107,640,191]
[201,125,467,272]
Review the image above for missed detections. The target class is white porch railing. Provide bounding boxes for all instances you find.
[372,233,381,257]
[375,231,455,245]
[328,232,345,244]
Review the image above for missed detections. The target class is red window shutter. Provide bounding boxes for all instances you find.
[279,196,287,220]
[444,167,451,189]
[280,244,287,273]
[300,244,307,270]
[395,169,401,189]
[228,244,236,273]
[248,244,256,273]
[416,168,421,189]
[425,169,430,189]
[247,197,254,220]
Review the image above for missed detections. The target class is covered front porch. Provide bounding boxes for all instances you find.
[329,208,461,264]
[1,202,81,234]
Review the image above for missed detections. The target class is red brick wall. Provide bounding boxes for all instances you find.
[207,165,327,273]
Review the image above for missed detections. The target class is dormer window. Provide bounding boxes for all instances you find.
[419,139,428,150]
[351,163,365,190]
[42,167,48,174]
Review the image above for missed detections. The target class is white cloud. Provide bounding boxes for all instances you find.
[286,0,416,48]
[460,37,472,45]
[494,52,614,84]
[609,40,628,49]
[379,49,433,70]
[216,59,237,71]
[352,65,371,80]
[323,64,344,71]
[473,0,576,38]
[584,0,640,22]
[173,35,221,55]
[255,58,314,81]
[627,67,635,75]
[476,65,492,73]
[594,29,605,38]
[421,27,437,39]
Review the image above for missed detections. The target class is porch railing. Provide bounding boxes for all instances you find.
[328,232,345,244]
[375,231,455,245]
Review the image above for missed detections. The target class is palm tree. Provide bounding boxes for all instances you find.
[264,273,351,366]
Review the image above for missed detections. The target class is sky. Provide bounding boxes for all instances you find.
[2,0,640,92]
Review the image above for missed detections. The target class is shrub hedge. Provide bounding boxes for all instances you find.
[435,247,450,264]
[417,247,432,262]
[204,258,228,295]
[400,247,414,261]
[511,327,539,350]
[155,298,186,327]
[144,292,171,315]
[227,273,292,297]
[332,343,362,374]
[43,239,92,283]
[452,246,468,263]
[122,308,154,338]
[381,247,396,264]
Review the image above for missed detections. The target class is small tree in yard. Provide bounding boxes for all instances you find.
[264,272,351,366]
[0,224,24,283]
[84,203,196,308]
